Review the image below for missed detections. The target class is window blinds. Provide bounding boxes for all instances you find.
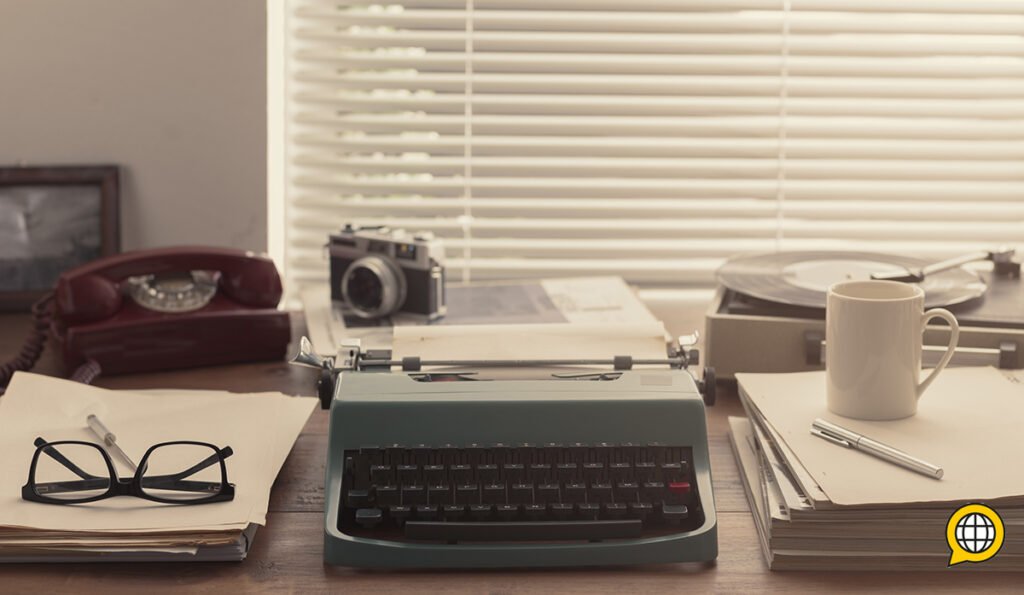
[282,0,1024,293]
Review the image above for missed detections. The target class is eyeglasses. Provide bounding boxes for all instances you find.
[22,437,235,505]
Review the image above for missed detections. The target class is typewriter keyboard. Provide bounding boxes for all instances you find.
[338,443,704,542]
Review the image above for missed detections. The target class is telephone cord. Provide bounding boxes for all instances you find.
[0,293,102,394]
[0,292,54,391]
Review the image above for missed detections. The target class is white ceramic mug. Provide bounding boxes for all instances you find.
[826,280,960,420]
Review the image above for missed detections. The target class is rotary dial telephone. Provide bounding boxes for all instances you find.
[1,246,290,388]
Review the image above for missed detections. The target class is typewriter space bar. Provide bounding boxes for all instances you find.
[404,520,642,541]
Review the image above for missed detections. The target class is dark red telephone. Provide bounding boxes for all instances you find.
[1,247,291,386]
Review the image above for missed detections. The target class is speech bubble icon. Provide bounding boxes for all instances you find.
[946,503,1004,567]
[948,540,978,567]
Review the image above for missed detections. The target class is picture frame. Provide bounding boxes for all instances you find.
[0,166,120,311]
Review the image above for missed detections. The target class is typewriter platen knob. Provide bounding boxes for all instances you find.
[289,336,337,409]
[318,367,336,410]
[699,366,716,407]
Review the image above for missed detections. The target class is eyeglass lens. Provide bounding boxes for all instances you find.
[140,443,224,501]
[34,443,111,501]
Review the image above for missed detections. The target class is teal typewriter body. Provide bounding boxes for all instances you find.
[322,370,718,568]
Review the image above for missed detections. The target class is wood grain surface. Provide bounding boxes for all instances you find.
[1,310,1019,593]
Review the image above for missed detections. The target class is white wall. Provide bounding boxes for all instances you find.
[0,0,267,252]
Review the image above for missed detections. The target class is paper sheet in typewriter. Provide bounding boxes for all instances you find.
[391,322,669,362]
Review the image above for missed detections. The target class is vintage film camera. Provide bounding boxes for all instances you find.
[328,225,446,321]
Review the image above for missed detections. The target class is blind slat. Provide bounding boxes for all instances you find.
[291,196,1024,220]
[295,134,1024,159]
[292,133,1024,158]
[316,0,779,9]
[296,8,1024,36]
[295,52,1024,78]
[316,0,1024,12]
[297,92,1024,119]
[293,175,1024,201]
[295,112,1024,139]
[299,29,1024,56]
[294,82,1024,99]
[293,154,1024,181]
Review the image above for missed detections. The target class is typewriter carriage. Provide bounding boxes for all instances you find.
[292,333,716,410]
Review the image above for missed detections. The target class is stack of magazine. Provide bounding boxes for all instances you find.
[730,367,1024,571]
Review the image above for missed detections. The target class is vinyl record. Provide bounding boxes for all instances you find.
[717,251,987,309]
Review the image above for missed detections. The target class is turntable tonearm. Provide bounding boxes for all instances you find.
[706,249,1023,379]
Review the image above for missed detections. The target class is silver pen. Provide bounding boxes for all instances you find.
[810,418,943,480]
[86,414,138,473]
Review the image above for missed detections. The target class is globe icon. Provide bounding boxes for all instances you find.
[955,512,996,554]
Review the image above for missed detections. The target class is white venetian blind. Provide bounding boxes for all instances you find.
[281,0,1024,293]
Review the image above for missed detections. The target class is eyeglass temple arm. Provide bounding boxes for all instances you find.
[35,476,227,494]
[33,437,102,480]
[33,478,112,494]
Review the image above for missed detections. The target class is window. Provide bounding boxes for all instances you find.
[277,0,1024,301]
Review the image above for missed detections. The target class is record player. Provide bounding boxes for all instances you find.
[705,249,1023,380]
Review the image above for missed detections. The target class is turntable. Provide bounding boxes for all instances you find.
[705,249,1023,379]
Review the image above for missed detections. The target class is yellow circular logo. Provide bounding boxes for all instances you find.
[946,503,1004,566]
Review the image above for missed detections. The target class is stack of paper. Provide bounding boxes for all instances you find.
[0,373,316,562]
[731,367,1024,571]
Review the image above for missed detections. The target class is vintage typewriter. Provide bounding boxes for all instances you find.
[293,335,718,568]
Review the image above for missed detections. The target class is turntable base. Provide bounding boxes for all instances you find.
[705,253,1023,379]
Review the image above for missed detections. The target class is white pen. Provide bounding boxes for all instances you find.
[810,418,943,480]
[86,414,138,473]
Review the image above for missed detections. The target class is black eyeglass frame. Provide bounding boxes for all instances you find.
[22,438,235,505]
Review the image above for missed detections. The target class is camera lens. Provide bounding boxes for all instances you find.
[340,256,407,319]
[346,267,383,310]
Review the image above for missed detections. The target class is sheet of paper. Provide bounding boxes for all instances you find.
[729,417,767,519]
[301,276,659,353]
[749,419,811,513]
[0,373,315,532]
[392,322,669,361]
[736,367,1024,507]
[132,388,315,526]
[727,417,773,561]
[299,285,341,356]
[738,390,830,507]
[537,277,658,324]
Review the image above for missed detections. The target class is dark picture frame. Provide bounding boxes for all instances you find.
[0,166,120,311]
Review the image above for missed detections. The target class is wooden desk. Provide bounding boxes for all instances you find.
[0,311,1016,593]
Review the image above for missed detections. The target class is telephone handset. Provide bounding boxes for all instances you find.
[56,247,282,324]
[1,246,291,387]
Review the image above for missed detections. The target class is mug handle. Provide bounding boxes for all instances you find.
[916,308,960,398]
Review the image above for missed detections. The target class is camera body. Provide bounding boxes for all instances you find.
[328,225,446,321]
